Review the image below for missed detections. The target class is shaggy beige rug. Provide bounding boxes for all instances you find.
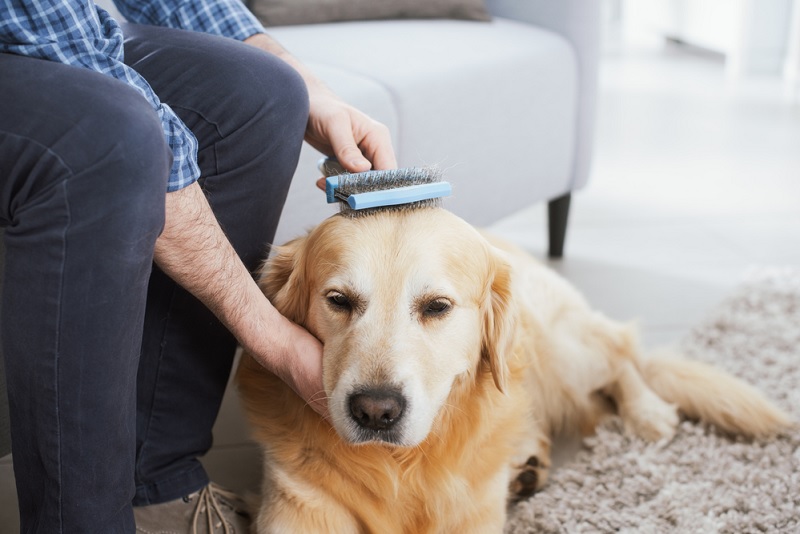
[506,268,800,534]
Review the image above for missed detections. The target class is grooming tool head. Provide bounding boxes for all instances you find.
[320,158,451,217]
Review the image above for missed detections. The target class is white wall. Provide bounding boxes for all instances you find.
[618,0,797,78]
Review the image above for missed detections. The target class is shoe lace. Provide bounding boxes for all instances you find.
[190,484,243,534]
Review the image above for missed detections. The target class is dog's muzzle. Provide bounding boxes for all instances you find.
[347,386,406,443]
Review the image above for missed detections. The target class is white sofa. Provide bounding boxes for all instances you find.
[262,0,602,254]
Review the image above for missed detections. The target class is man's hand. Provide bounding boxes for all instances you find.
[243,33,397,175]
[154,182,328,418]
[303,84,396,172]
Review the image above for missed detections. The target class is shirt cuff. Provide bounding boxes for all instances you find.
[158,103,201,192]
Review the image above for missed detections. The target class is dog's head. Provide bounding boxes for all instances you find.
[262,208,515,447]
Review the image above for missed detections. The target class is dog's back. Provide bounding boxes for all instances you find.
[490,232,791,442]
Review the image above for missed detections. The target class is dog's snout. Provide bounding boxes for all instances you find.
[348,388,406,431]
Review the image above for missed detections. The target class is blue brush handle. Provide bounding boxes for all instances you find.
[346,182,452,210]
[325,176,340,204]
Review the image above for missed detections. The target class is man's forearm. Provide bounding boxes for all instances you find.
[154,182,279,355]
[153,182,327,415]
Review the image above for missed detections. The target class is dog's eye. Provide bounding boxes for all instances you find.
[326,291,352,311]
[423,299,452,317]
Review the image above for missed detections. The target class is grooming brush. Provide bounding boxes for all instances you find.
[319,157,452,216]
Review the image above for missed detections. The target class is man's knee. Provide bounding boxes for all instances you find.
[73,81,173,200]
[121,25,308,186]
[232,53,310,186]
[214,49,310,167]
[249,53,310,141]
[56,83,172,240]
[1,60,171,232]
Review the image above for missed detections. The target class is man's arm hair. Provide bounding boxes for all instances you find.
[154,182,327,416]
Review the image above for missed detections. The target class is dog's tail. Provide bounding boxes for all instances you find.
[641,350,793,438]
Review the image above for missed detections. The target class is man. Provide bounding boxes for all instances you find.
[0,0,396,532]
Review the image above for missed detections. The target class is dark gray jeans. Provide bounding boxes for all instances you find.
[0,23,308,533]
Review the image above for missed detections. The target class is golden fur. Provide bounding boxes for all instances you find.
[237,208,792,533]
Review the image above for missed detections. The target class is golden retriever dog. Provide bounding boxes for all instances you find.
[237,206,791,533]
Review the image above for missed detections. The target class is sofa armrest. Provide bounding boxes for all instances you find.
[486,0,601,191]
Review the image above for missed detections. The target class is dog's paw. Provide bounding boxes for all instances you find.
[623,391,679,442]
[509,456,548,501]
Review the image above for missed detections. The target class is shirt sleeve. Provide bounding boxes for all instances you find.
[113,0,265,41]
[0,1,199,191]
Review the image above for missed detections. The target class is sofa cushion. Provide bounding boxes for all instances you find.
[269,18,577,239]
[248,0,491,26]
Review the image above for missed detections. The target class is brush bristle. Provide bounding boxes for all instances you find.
[335,167,446,217]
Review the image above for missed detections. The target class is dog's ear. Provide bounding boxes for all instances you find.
[480,248,515,393]
[259,235,309,325]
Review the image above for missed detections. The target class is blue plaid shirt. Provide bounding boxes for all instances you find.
[0,1,265,191]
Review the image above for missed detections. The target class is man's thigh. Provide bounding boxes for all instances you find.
[121,23,309,264]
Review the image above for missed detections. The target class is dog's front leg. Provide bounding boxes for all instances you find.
[447,471,511,534]
[253,474,361,534]
[507,429,551,501]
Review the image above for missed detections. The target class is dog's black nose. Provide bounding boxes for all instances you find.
[348,388,406,431]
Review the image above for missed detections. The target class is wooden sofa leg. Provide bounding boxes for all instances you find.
[547,193,571,258]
